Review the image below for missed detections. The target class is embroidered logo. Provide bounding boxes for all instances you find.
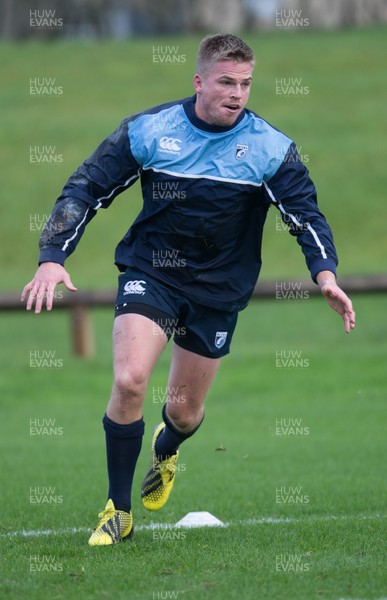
[123,280,146,295]
[159,136,182,155]
[235,143,248,160]
[215,331,228,349]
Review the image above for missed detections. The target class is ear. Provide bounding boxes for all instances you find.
[193,73,203,94]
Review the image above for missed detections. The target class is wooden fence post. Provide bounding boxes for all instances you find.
[70,304,95,357]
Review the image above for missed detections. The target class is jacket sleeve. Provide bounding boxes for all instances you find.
[38,118,141,265]
[263,142,338,282]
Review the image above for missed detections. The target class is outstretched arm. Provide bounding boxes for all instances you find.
[316,270,355,334]
[21,117,141,314]
[21,262,77,314]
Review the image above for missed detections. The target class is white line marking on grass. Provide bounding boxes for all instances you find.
[1,513,383,539]
[238,513,385,527]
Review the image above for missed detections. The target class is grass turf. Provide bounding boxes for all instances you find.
[0,294,386,599]
[1,25,386,599]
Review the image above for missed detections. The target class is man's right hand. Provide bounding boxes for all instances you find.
[21,262,77,313]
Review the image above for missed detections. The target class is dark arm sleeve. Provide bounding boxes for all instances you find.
[38,118,141,265]
[263,142,338,282]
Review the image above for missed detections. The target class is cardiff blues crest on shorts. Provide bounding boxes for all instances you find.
[215,331,228,349]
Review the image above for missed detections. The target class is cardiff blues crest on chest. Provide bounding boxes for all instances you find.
[235,142,248,160]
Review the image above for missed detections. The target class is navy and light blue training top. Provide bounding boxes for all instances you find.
[39,95,338,311]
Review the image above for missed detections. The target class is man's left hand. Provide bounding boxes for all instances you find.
[316,271,356,334]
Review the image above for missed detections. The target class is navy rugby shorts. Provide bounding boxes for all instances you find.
[114,267,238,359]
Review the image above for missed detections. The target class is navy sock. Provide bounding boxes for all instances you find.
[103,414,144,513]
[155,404,204,461]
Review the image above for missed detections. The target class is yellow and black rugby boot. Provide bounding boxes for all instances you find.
[141,422,179,511]
[88,499,133,546]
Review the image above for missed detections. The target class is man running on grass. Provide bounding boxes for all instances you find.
[22,34,355,545]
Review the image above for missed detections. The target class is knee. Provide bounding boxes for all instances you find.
[113,366,148,401]
[166,403,203,432]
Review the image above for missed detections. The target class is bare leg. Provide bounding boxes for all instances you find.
[106,313,168,424]
[165,343,222,432]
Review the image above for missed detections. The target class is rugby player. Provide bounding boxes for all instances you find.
[22,34,355,545]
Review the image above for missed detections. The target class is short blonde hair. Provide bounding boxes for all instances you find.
[197,34,255,76]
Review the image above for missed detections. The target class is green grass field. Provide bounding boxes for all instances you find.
[0,294,386,599]
[1,26,386,600]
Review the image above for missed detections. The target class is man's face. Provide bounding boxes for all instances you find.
[193,60,253,127]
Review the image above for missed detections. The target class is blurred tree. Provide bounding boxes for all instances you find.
[1,0,387,39]
[280,0,387,28]
[127,0,189,34]
[187,0,245,32]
